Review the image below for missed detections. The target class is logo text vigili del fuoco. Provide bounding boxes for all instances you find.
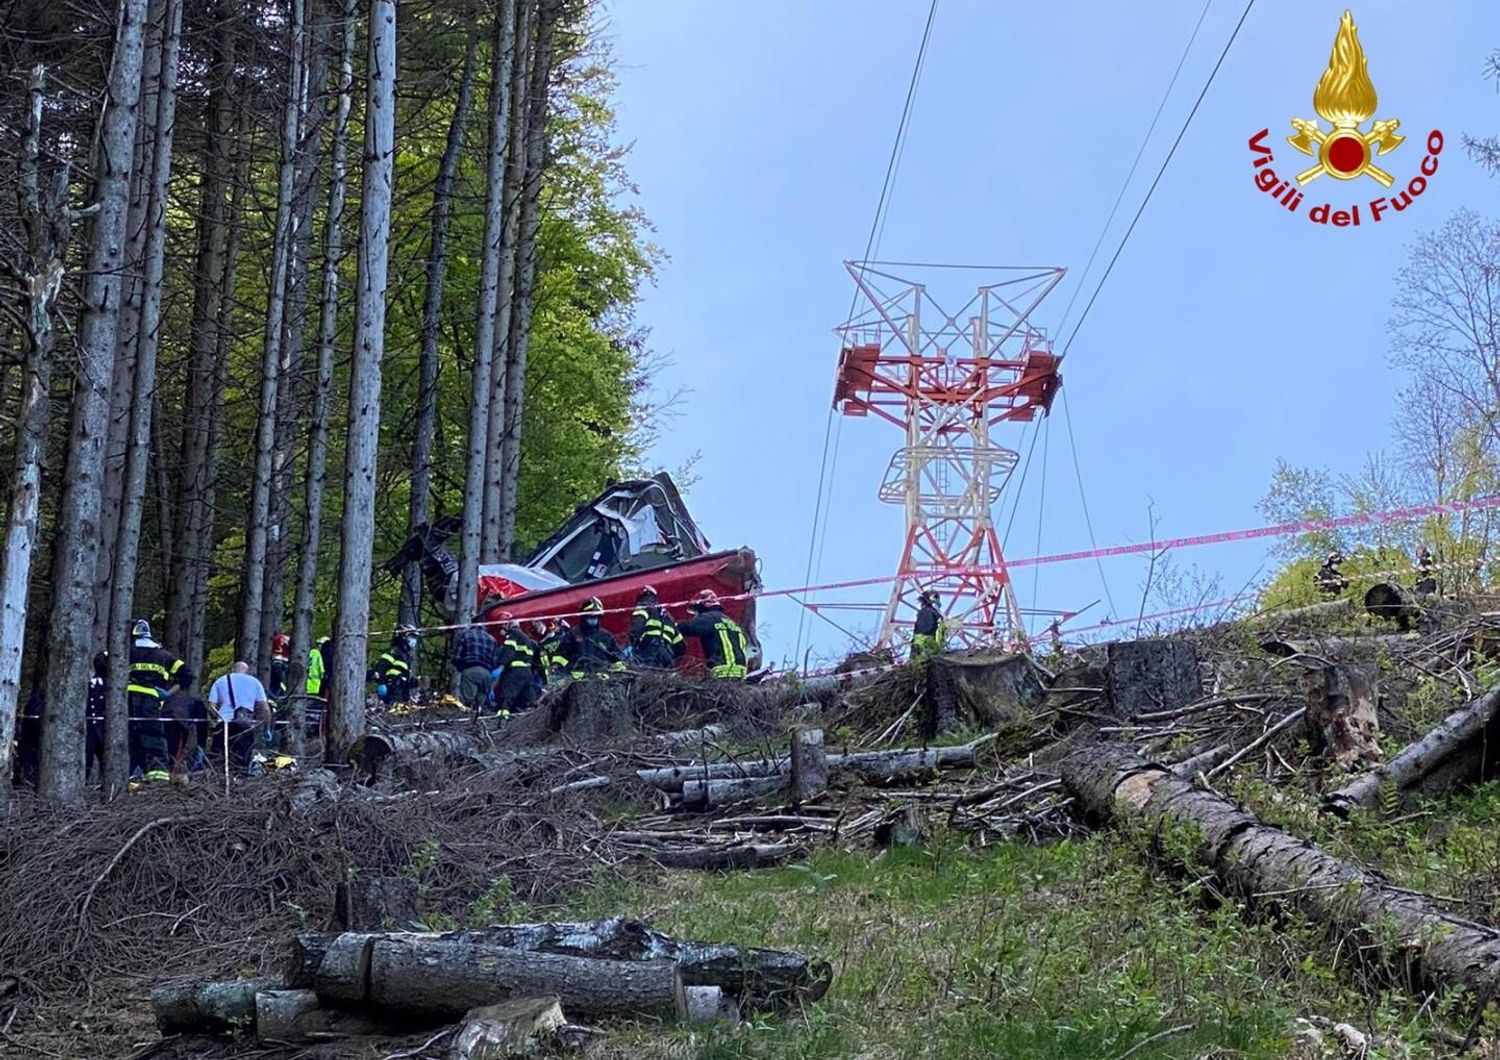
[1248,9,1442,227]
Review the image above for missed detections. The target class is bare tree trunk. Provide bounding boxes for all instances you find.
[93,0,165,650]
[496,0,558,557]
[456,1,517,622]
[104,0,182,795]
[39,0,149,804]
[328,0,395,762]
[481,0,532,563]
[399,31,479,630]
[240,0,308,678]
[166,7,237,661]
[287,0,355,755]
[0,67,71,809]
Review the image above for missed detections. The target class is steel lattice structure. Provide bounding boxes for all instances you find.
[829,261,1066,649]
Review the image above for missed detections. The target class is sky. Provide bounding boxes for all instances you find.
[599,0,1500,667]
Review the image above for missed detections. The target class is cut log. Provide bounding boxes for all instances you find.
[635,757,787,790]
[1302,663,1380,767]
[316,936,684,1020]
[333,874,420,930]
[1062,740,1500,999]
[652,724,724,752]
[790,727,828,802]
[638,842,801,871]
[451,996,566,1059]
[1249,598,1352,625]
[1364,582,1422,631]
[681,774,788,808]
[254,988,381,1044]
[152,977,280,1034]
[684,985,736,1024]
[923,652,1046,736]
[1324,686,1500,816]
[1104,639,1201,719]
[639,737,990,794]
[292,919,831,1005]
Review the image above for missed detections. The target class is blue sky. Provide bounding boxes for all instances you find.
[601,0,1500,666]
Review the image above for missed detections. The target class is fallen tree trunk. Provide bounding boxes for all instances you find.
[1062,740,1500,999]
[1324,686,1500,817]
[642,842,801,871]
[314,934,685,1020]
[290,918,831,1005]
[639,738,989,793]
[255,988,382,1043]
[681,774,787,807]
[153,977,281,1034]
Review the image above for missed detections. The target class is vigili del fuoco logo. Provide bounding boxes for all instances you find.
[1248,9,1443,227]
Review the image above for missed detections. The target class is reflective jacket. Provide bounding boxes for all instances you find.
[306,642,328,696]
[912,604,948,658]
[128,639,186,698]
[371,644,412,700]
[495,628,542,685]
[680,607,749,678]
[629,604,684,669]
[558,623,624,676]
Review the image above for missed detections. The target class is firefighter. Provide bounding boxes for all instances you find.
[1314,550,1348,596]
[539,619,571,682]
[305,635,334,737]
[679,590,749,679]
[1414,546,1437,595]
[629,586,685,671]
[369,626,416,704]
[912,590,948,660]
[490,612,542,716]
[128,619,189,782]
[268,632,291,700]
[557,598,624,677]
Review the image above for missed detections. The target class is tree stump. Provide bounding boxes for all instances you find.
[789,728,828,802]
[1105,639,1200,719]
[451,996,566,1059]
[333,874,420,931]
[923,652,1046,736]
[1302,663,1380,767]
[548,680,635,744]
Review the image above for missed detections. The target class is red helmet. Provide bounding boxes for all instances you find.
[692,589,721,610]
[637,585,659,601]
[492,610,514,624]
[270,632,291,656]
[528,620,548,638]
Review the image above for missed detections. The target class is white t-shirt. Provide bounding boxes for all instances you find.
[208,672,268,722]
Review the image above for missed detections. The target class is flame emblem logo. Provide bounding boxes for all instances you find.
[1288,10,1405,186]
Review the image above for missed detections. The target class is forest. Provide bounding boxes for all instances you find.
[0,0,659,803]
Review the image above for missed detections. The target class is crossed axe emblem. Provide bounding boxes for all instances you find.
[1287,117,1405,187]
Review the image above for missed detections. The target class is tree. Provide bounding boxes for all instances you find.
[38,0,149,804]
[1465,50,1500,176]
[328,0,396,762]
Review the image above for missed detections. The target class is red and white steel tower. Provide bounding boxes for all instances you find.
[830,261,1065,649]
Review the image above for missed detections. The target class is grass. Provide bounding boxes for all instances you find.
[557,832,1470,1060]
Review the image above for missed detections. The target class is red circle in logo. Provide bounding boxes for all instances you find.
[1327,135,1366,174]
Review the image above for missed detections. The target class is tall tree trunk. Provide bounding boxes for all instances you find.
[166,5,237,669]
[0,66,70,809]
[39,0,149,804]
[95,0,165,651]
[104,0,182,795]
[456,1,517,625]
[239,0,308,677]
[261,19,330,663]
[287,0,354,756]
[328,0,395,762]
[481,0,531,563]
[399,32,479,630]
[497,0,558,557]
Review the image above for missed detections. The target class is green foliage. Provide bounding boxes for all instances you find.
[1259,545,1411,610]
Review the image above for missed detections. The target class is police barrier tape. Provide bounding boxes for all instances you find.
[369,493,1500,639]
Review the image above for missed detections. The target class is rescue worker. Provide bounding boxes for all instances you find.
[369,626,417,704]
[679,590,749,679]
[451,621,502,715]
[162,671,209,777]
[539,619,571,682]
[1414,546,1437,595]
[305,635,334,737]
[128,619,189,781]
[911,590,948,659]
[1314,550,1348,596]
[629,586,685,671]
[490,612,542,716]
[557,599,624,678]
[268,632,291,700]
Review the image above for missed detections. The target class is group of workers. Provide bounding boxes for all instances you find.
[1314,545,1439,597]
[449,586,751,716]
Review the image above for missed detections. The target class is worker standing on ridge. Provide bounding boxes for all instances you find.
[558,598,624,678]
[490,612,542,716]
[128,618,189,782]
[369,626,416,704]
[451,620,501,716]
[268,632,291,700]
[679,590,749,679]
[629,586,684,671]
[1314,550,1348,596]
[305,634,334,737]
[911,590,948,660]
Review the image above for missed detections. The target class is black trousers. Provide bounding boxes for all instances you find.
[128,692,169,773]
